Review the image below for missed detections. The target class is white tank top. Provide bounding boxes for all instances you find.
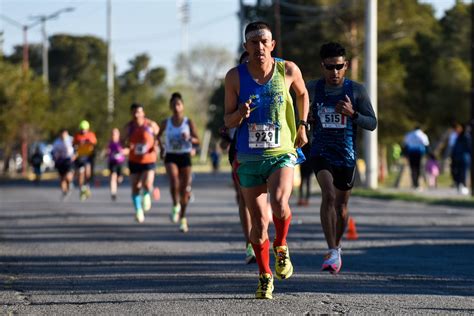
[165,117,192,154]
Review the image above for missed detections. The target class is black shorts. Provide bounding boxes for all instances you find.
[128,161,156,174]
[75,156,92,169]
[228,138,237,165]
[108,162,123,176]
[311,156,356,191]
[165,153,192,168]
[56,159,73,176]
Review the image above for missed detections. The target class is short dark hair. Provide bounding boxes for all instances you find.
[244,21,272,38]
[170,92,183,104]
[320,42,346,60]
[239,51,249,64]
[130,103,144,111]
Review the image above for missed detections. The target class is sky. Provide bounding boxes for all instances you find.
[0,0,459,81]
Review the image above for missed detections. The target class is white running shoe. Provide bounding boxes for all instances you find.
[135,209,145,223]
[142,193,152,212]
[170,204,181,223]
[245,243,256,264]
[321,248,342,274]
[459,185,469,195]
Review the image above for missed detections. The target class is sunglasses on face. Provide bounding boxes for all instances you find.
[323,63,345,71]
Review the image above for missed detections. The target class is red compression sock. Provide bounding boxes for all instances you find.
[273,213,292,247]
[252,239,272,275]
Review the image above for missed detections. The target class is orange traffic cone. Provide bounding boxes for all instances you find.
[153,187,161,201]
[345,216,359,240]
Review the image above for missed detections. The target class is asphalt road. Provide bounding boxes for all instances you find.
[0,172,473,314]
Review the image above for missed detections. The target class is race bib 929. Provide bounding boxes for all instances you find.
[248,123,280,149]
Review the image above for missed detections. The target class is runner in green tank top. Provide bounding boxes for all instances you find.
[224,21,309,300]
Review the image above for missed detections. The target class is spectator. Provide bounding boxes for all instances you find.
[403,126,429,189]
[451,124,471,195]
[425,152,440,189]
[30,147,43,184]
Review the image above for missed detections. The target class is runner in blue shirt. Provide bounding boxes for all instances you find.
[307,42,377,274]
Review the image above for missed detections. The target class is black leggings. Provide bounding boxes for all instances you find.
[408,152,422,188]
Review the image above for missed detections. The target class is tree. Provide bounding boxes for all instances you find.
[175,45,233,128]
[0,61,49,171]
[207,82,225,138]
[115,54,169,133]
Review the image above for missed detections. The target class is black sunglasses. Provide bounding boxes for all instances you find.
[323,63,345,71]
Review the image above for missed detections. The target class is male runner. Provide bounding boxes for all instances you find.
[123,103,160,223]
[307,42,377,274]
[224,21,309,299]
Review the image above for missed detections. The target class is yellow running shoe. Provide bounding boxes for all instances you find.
[142,192,152,212]
[273,245,294,280]
[255,273,274,299]
[179,217,188,233]
[79,186,88,201]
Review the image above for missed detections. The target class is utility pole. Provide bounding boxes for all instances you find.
[40,17,48,84]
[0,14,31,72]
[0,30,4,59]
[177,0,190,56]
[107,0,114,122]
[471,0,474,196]
[31,7,74,85]
[0,14,36,176]
[0,2,3,58]
[22,25,28,72]
[364,0,378,189]
[239,0,245,49]
[274,0,282,57]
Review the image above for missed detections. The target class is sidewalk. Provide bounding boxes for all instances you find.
[379,186,473,200]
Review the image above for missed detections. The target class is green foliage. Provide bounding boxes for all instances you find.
[115,54,169,134]
[1,1,471,165]
[2,35,170,154]
[175,45,233,137]
[236,0,472,149]
[207,82,225,138]
[0,61,49,148]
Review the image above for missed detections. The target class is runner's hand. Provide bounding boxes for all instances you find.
[336,95,355,117]
[294,125,308,148]
[238,99,252,119]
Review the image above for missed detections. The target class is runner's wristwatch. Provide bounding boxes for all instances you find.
[298,120,310,131]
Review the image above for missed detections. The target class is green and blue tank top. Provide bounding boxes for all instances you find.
[236,58,296,162]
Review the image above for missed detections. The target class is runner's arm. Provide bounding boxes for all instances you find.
[287,61,309,148]
[353,84,377,131]
[188,119,200,145]
[224,68,250,128]
[156,119,167,158]
[120,124,131,156]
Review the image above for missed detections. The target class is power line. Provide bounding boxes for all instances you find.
[279,0,330,13]
[113,12,234,43]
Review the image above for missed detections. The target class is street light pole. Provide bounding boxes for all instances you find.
[22,25,29,72]
[0,14,38,176]
[40,17,48,84]
[106,0,114,122]
[364,0,378,189]
[31,7,74,85]
[0,14,31,72]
